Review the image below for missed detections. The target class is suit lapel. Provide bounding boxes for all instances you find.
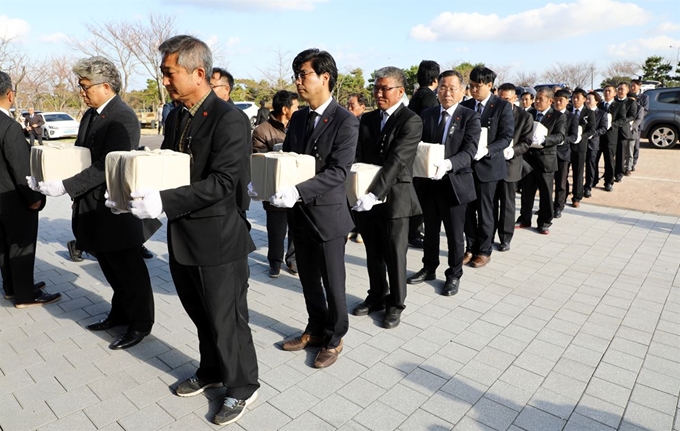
[305,99,338,154]
[185,92,216,142]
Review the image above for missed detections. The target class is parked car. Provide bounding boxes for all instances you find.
[234,101,258,129]
[640,88,680,148]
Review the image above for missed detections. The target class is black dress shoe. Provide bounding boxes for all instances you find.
[87,318,121,331]
[286,262,298,275]
[352,301,385,316]
[109,329,150,350]
[67,240,83,262]
[553,209,562,219]
[140,245,153,259]
[15,292,62,308]
[584,189,591,198]
[268,267,280,278]
[499,242,510,252]
[382,311,401,329]
[442,277,459,296]
[604,183,613,192]
[408,237,424,249]
[614,175,622,183]
[406,268,436,284]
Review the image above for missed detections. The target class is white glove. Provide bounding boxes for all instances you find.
[530,134,545,149]
[247,182,258,198]
[104,191,126,215]
[129,188,163,219]
[352,192,378,212]
[38,180,66,197]
[430,159,452,181]
[269,186,300,208]
[26,176,40,192]
[503,146,514,160]
[474,146,489,161]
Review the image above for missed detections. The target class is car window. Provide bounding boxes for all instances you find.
[235,103,251,110]
[43,113,76,122]
[657,91,680,105]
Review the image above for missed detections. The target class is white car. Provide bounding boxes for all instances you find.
[234,101,258,129]
[40,112,80,140]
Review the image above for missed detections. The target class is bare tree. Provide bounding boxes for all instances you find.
[256,47,295,94]
[489,64,513,87]
[0,35,31,112]
[541,61,596,90]
[512,71,539,87]
[604,60,642,80]
[40,55,81,112]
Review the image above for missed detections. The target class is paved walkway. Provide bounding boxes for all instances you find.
[1,191,679,431]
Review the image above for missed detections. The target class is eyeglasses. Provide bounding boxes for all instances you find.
[438,86,461,94]
[292,70,316,82]
[78,82,104,92]
[373,86,401,95]
[468,83,488,90]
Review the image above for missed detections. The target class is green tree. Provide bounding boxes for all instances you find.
[334,68,368,105]
[452,61,485,82]
[600,76,631,89]
[642,56,673,84]
[402,65,418,97]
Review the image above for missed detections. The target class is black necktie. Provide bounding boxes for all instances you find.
[84,110,98,138]
[476,103,483,114]
[536,112,544,122]
[306,111,318,142]
[575,109,580,117]
[176,108,190,152]
[604,102,610,111]
[435,111,449,144]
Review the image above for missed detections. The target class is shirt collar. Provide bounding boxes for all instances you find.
[310,96,333,117]
[382,102,401,118]
[0,107,10,117]
[184,90,211,117]
[96,95,116,115]
[441,103,458,117]
[477,94,491,109]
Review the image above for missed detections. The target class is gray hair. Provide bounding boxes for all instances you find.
[374,66,406,88]
[0,71,11,97]
[536,87,554,100]
[72,56,122,94]
[159,35,213,78]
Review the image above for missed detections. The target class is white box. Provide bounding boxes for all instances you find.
[530,121,549,149]
[250,152,315,201]
[105,149,191,212]
[413,142,445,178]
[30,144,91,183]
[478,127,488,151]
[346,163,386,205]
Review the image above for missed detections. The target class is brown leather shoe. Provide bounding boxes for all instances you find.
[462,252,474,265]
[470,255,490,268]
[572,200,580,208]
[281,333,324,351]
[313,340,343,368]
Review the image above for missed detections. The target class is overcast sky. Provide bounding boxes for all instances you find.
[2,0,679,90]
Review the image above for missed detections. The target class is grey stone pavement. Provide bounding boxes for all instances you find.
[1,192,680,431]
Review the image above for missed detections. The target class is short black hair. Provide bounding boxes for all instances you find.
[347,93,367,106]
[497,83,516,93]
[554,89,571,100]
[572,88,587,98]
[469,66,497,85]
[272,90,298,116]
[627,91,637,99]
[212,67,234,89]
[417,60,440,87]
[587,91,602,103]
[521,92,534,100]
[292,48,338,91]
[0,71,12,97]
[631,79,642,86]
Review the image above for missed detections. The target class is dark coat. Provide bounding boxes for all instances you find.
[524,107,567,173]
[506,105,533,183]
[586,108,608,151]
[408,86,438,116]
[570,106,598,153]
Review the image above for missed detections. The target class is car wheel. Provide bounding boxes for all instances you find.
[649,125,678,148]
[250,117,257,129]
[43,129,50,141]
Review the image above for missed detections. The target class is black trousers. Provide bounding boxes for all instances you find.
[0,211,39,303]
[263,203,295,269]
[465,180,497,256]
[409,177,426,241]
[519,169,554,229]
[603,142,617,185]
[28,129,43,146]
[96,247,154,332]
[586,146,602,191]
[421,179,467,279]
[293,229,348,349]
[615,139,625,178]
[570,151,586,201]
[170,256,259,400]
[554,159,570,211]
[494,180,516,245]
[356,209,409,311]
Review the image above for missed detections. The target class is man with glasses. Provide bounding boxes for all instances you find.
[407,70,481,297]
[276,48,358,369]
[29,56,160,347]
[351,66,422,329]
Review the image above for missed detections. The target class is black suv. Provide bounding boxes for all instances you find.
[641,88,680,148]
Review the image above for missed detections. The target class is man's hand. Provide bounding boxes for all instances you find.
[473,146,489,161]
[129,188,163,219]
[352,193,378,212]
[269,187,300,208]
[26,176,40,192]
[104,191,127,215]
[38,180,66,197]
[430,159,452,181]
[530,134,545,149]
[28,200,41,210]
[247,182,258,198]
[503,146,514,160]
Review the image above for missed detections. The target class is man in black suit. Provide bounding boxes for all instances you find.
[407,70,481,296]
[407,60,440,249]
[568,88,597,207]
[552,89,578,218]
[630,79,648,170]
[0,72,57,308]
[128,36,259,427]
[599,84,625,191]
[516,87,566,235]
[520,92,534,111]
[32,57,159,349]
[351,66,422,329]
[495,83,532,252]
[616,82,638,177]
[25,107,44,146]
[275,49,358,369]
[461,67,514,268]
[584,91,608,198]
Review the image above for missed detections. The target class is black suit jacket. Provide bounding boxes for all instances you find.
[63,95,159,252]
[506,105,533,183]
[356,104,422,219]
[557,110,579,162]
[160,91,255,266]
[586,108,608,151]
[0,112,44,214]
[408,87,438,116]
[525,108,566,173]
[421,105,481,205]
[600,99,624,147]
[617,98,638,140]
[570,107,597,153]
[461,95,513,182]
[283,99,359,241]
[26,114,45,136]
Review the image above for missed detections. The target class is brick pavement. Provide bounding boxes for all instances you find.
[1,188,679,430]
